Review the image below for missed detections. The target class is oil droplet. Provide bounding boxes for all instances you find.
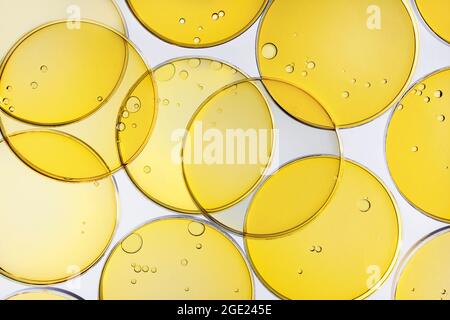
[6,86,12,91]
[188,221,206,236]
[234,288,240,293]
[434,90,443,98]
[442,289,447,295]
[210,61,223,71]
[358,198,371,213]
[181,259,189,266]
[198,84,205,90]
[297,269,304,275]
[196,243,202,250]
[306,61,316,69]
[121,233,143,254]
[184,287,190,292]
[40,65,48,73]
[126,96,141,112]
[122,110,130,118]
[131,263,136,268]
[261,43,278,60]
[193,37,201,44]
[155,63,176,82]
[142,266,149,273]
[418,83,426,91]
[301,70,308,77]
[179,70,189,80]
[151,267,157,273]
[131,279,137,285]
[2,98,9,105]
[411,146,419,153]
[381,79,388,85]
[342,91,350,99]
[30,82,38,89]
[132,123,137,129]
[188,59,201,68]
[424,97,431,103]
[285,64,295,74]
[365,82,372,88]
[116,122,126,132]
[97,96,103,102]
[198,26,203,31]
[163,99,170,106]
[179,18,185,24]
[437,115,446,122]
[351,79,357,85]
[8,106,15,113]
[415,90,423,96]
[218,11,225,18]
[143,166,151,174]
[212,13,219,21]
[397,104,404,111]
[134,265,142,273]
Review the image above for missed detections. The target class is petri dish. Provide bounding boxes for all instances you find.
[386,68,450,222]
[126,57,249,214]
[99,217,253,300]
[0,140,118,285]
[0,0,126,63]
[0,21,157,182]
[415,0,450,44]
[257,0,418,128]
[5,288,82,300]
[394,227,450,300]
[245,157,400,300]
[125,0,269,48]
[182,78,342,237]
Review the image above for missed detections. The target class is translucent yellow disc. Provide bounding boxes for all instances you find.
[6,289,81,300]
[126,58,248,214]
[257,0,418,128]
[395,228,450,300]
[0,14,126,125]
[246,157,400,300]
[182,78,342,236]
[386,68,450,222]
[126,0,268,48]
[100,217,253,300]
[416,0,450,44]
[0,0,126,62]
[0,21,156,182]
[0,140,117,284]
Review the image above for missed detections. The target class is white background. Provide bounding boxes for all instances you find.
[1,0,450,300]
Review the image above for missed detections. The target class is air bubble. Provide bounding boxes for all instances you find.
[418,83,426,91]
[143,166,152,174]
[285,64,295,74]
[358,198,371,213]
[196,243,203,250]
[116,122,126,132]
[188,221,205,236]
[126,96,142,113]
[301,71,308,77]
[218,11,225,18]
[179,70,189,80]
[306,61,316,69]
[142,266,149,273]
[342,91,350,99]
[30,82,38,89]
[40,65,48,73]
[210,61,223,71]
[411,146,419,153]
[424,97,431,103]
[193,37,201,44]
[437,115,446,122]
[131,279,137,285]
[188,59,201,68]
[365,82,372,88]
[434,90,443,98]
[8,106,15,113]
[212,13,219,21]
[179,18,185,24]
[181,259,189,266]
[151,267,157,273]
[121,233,143,254]
[97,96,103,102]
[261,43,278,60]
[2,98,9,105]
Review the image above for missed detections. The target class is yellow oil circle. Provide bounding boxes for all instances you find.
[257,0,418,128]
[126,58,248,214]
[386,68,450,222]
[6,289,81,300]
[0,140,117,284]
[100,217,253,300]
[0,20,126,125]
[182,79,274,216]
[0,0,126,62]
[395,228,450,300]
[245,157,400,300]
[416,0,450,44]
[126,0,268,48]
[182,78,342,236]
[0,21,156,182]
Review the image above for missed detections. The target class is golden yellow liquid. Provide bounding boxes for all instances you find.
[0,0,126,62]
[182,79,274,214]
[0,21,156,182]
[245,157,400,300]
[416,0,450,43]
[126,58,248,214]
[6,289,80,300]
[257,0,417,128]
[126,0,268,48]
[386,68,450,222]
[100,217,253,300]
[395,228,450,300]
[0,141,117,284]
